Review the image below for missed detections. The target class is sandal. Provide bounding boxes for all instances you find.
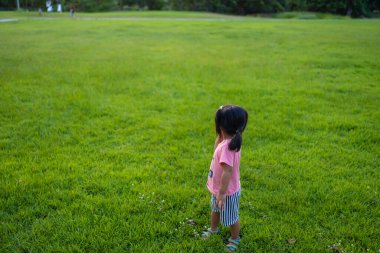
[226,236,241,252]
[201,227,220,238]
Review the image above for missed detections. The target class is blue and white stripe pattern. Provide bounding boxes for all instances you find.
[211,189,241,226]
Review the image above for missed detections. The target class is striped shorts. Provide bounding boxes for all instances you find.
[211,189,241,226]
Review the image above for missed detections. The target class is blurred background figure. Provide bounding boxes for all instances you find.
[57,0,62,13]
[46,0,53,12]
[70,5,75,17]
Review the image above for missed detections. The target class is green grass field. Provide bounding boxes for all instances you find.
[0,11,379,252]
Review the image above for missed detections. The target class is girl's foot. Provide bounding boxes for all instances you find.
[226,236,241,252]
[201,227,220,238]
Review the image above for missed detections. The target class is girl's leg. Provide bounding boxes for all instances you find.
[201,211,220,238]
[226,221,241,252]
[230,220,240,239]
[211,211,220,230]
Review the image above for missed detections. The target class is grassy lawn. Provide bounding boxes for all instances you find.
[0,11,379,252]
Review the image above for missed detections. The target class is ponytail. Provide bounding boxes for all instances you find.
[228,130,242,152]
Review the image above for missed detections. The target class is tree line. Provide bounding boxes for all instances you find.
[1,0,379,17]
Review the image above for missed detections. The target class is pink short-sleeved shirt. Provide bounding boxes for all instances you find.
[206,139,241,196]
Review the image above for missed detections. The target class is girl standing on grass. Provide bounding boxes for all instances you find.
[202,105,248,252]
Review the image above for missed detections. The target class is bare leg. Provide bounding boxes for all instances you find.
[211,211,220,231]
[230,220,240,239]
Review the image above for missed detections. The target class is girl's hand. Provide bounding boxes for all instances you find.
[217,193,226,210]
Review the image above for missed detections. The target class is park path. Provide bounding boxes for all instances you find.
[0,18,18,22]
[73,17,229,21]
[0,17,237,23]
[1,17,236,22]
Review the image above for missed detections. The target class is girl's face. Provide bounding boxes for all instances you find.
[215,109,222,135]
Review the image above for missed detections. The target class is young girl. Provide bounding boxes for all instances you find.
[202,105,248,252]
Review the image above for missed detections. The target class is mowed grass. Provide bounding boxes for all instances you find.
[0,12,379,252]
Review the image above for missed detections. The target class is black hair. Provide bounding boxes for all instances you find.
[215,105,248,152]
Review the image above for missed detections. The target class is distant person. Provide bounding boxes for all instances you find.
[46,0,53,12]
[38,7,42,16]
[70,5,75,17]
[57,0,62,13]
[201,105,248,252]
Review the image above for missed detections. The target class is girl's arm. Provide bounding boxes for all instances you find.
[217,163,232,210]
